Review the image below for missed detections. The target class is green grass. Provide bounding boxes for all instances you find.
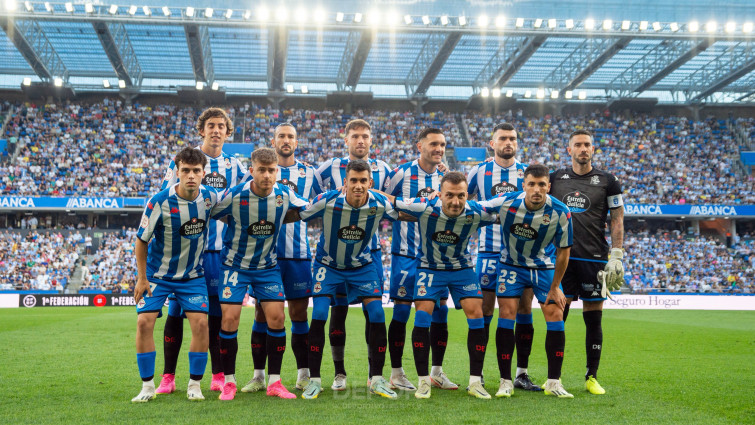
[0,308,753,424]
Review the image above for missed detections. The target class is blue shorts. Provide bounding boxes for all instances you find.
[495,262,560,304]
[390,255,419,301]
[477,252,501,292]
[372,249,385,286]
[414,268,482,307]
[219,265,285,304]
[204,251,222,297]
[278,258,313,300]
[137,277,208,315]
[313,261,382,305]
[168,294,221,317]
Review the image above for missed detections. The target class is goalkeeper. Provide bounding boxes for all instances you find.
[549,129,625,396]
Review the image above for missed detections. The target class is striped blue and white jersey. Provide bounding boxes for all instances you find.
[162,147,249,251]
[276,161,324,259]
[466,159,528,253]
[384,160,443,258]
[316,156,392,252]
[137,184,220,281]
[299,190,397,270]
[211,182,308,271]
[393,197,498,270]
[480,192,573,269]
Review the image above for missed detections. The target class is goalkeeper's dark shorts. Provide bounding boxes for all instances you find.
[562,258,608,302]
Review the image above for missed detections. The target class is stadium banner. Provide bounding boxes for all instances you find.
[624,204,755,217]
[15,294,140,308]
[0,196,146,210]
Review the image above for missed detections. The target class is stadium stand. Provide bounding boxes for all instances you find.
[0,230,80,291]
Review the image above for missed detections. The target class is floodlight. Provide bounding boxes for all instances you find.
[565,90,573,99]
[143,6,151,15]
[652,21,662,31]
[622,20,630,30]
[536,88,545,99]
[186,7,194,17]
[585,19,595,30]
[118,79,126,88]
[689,21,699,32]
[196,81,204,90]
[506,90,513,97]
[162,6,170,16]
[440,15,449,25]
[551,90,559,99]
[103,80,110,88]
[515,18,524,28]
[478,15,489,27]
[565,19,574,29]
[286,84,294,93]
[705,21,717,32]
[639,21,648,30]
[481,87,490,97]
[578,91,587,100]
[85,3,93,13]
[458,16,467,26]
[204,7,213,18]
[495,15,505,28]
[492,88,500,98]
[313,9,326,24]
[744,22,753,33]
[354,13,362,23]
[128,5,137,15]
[212,82,219,90]
[524,90,531,98]
[725,21,736,33]
[23,77,31,86]
[64,2,73,13]
[670,22,679,31]
[53,77,63,87]
[336,12,344,22]
[301,85,308,94]
[534,18,542,28]
[548,19,557,29]
[603,19,612,30]
[225,9,232,19]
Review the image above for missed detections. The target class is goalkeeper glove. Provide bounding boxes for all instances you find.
[603,248,625,291]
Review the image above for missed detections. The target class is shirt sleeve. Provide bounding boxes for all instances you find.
[472,201,498,225]
[236,159,251,184]
[384,167,401,195]
[466,164,479,196]
[477,192,514,214]
[160,161,178,190]
[310,167,324,197]
[606,173,624,210]
[393,197,430,218]
[554,208,573,248]
[299,192,329,221]
[315,161,332,191]
[136,196,162,243]
[210,188,235,220]
[287,186,309,210]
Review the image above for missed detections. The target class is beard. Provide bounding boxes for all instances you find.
[276,148,293,158]
[497,149,515,160]
[575,154,592,165]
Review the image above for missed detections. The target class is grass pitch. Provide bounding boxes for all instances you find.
[0,307,753,424]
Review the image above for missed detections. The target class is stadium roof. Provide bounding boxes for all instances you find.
[0,0,754,104]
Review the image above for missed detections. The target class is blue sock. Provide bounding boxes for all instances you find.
[414,310,432,328]
[136,351,156,381]
[467,317,484,330]
[291,320,309,334]
[431,304,449,323]
[483,315,493,326]
[312,297,331,322]
[252,321,268,334]
[546,321,565,331]
[267,327,286,338]
[392,304,411,323]
[516,313,533,325]
[498,318,515,329]
[188,351,208,380]
[365,300,385,323]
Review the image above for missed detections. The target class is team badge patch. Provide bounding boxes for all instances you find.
[590,175,600,185]
[465,214,474,224]
[164,169,173,181]
[369,206,377,216]
[517,169,524,179]
[205,198,212,209]
[140,214,149,228]
[417,286,427,297]
[222,287,232,299]
[314,282,322,293]
[275,194,284,207]
[299,168,307,178]
[541,214,551,225]
[371,162,379,171]
[397,286,407,298]
[224,158,231,167]
[481,274,489,285]
[137,298,146,308]
[498,282,506,293]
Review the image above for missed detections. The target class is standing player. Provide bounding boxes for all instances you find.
[291,160,397,400]
[549,129,625,395]
[242,123,322,393]
[132,148,220,403]
[480,164,573,398]
[384,128,457,391]
[156,107,248,394]
[211,148,308,401]
[315,119,391,391]
[466,123,541,391]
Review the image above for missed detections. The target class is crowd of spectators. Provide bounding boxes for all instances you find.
[79,230,137,293]
[0,230,80,291]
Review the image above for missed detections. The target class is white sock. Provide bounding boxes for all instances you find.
[225,374,236,385]
[188,379,201,388]
[431,366,443,376]
[253,369,265,380]
[391,367,404,377]
[297,368,309,379]
[516,367,528,377]
[142,379,155,390]
[419,375,430,384]
[545,378,559,386]
[370,375,382,383]
[310,377,322,384]
[268,374,281,384]
[469,375,482,385]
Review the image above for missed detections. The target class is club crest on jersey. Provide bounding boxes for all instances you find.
[563,191,590,213]
[222,287,232,299]
[498,282,506,293]
[397,286,407,298]
[180,218,206,239]
[164,169,173,181]
[465,214,474,224]
[541,214,551,225]
[371,162,379,171]
[492,182,517,195]
[279,179,298,192]
[248,220,276,239]
[299,168,307,178]
[337,225,366,244]
[416,187,435,197]
[590,175,600,185]
[368,206,377,216]
[481,275,489,285]
[137,298,146,308]
[432,230,460,246]
[224,158,231,167]
[140,214,149,228]
[510,223,538,241]
[275,195,284,207]
[203,171,228,189]
[314,282,322,293]
[204,198,212,209]
[517,169,524,179]
[417,286,427,297]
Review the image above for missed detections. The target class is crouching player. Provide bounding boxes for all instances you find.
[480,164,574,398]
[132,148,220,402]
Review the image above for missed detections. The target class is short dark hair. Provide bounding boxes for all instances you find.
[569,129,593,141]
[344,119,371,137]
[174,147,207,169]
[418,128,444,142]
[440,171,467,189]
[346,159,371,175]
[274,122,296,136]
[523,164,550,180]
[251,147,277,165]
[492,122,516,138]
[196,107,233,136]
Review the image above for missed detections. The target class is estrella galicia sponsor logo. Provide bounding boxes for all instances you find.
[180,218,206,239]
[337,225,366,244]
[491,182,517,195]
[247,220,276,239]
[510,223,538,241]
[278,179,298,192]
[416,187,435,197]
[562,191,590,213]
[432,230,460,246]
[203,172,228,189]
